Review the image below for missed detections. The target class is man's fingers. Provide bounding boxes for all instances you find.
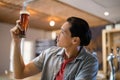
[10,26,19,35]
[16,20,23,31]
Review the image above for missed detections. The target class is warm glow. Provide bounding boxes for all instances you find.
[27,8,37,15]
[0,2,6,6]
[49,20,55,27]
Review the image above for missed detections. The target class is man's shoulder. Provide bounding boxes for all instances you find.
[44,46,63,54]
[47,46,62,51]
[81,48,98,62]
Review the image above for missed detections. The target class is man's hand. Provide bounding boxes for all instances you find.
[10,20,23,42]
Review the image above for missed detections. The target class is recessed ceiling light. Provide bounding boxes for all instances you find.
[104,11,109,16]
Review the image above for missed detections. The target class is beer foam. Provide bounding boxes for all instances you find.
[20,10,30,15]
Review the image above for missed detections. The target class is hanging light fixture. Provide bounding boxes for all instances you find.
[49,6,56,27]
[49,20,55,27]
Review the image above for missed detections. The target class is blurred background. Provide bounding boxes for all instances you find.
[0,0,120,80]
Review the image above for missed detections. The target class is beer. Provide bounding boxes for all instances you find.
[19,10,30,38]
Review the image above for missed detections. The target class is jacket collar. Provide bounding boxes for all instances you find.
[70,47,88,63]
[56,47,87,61]
[56,47,65,56]
[76,47,87,60]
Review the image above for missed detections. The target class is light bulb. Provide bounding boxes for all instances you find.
[104,11,109,16]
[49,20,55,27]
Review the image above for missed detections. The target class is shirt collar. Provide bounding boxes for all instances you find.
[69,47,87,63]
[56,47,88,61]
[56,47,65,56]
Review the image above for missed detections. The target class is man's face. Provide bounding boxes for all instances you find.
[57,22,73,48]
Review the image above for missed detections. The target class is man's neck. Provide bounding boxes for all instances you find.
[64,46,80,59]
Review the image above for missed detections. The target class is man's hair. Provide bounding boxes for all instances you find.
[67,17,92,46]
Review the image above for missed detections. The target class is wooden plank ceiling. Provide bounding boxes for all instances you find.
[0,0,110,31]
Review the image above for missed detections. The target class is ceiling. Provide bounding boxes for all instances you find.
[0,0,119,31]
[59,0,120,23]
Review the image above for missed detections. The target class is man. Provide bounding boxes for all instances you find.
[10,17,98,80]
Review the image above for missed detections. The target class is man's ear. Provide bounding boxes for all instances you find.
[72,37,80,44]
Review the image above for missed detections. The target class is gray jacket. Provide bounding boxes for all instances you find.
[33,46,98,80]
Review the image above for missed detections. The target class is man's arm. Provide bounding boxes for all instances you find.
[10,23,40,79]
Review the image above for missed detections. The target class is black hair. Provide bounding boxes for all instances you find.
[67,16,92,46]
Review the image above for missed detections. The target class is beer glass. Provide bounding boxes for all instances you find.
[19,10,30,38]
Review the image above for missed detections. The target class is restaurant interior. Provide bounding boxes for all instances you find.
[0,0,120,80]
